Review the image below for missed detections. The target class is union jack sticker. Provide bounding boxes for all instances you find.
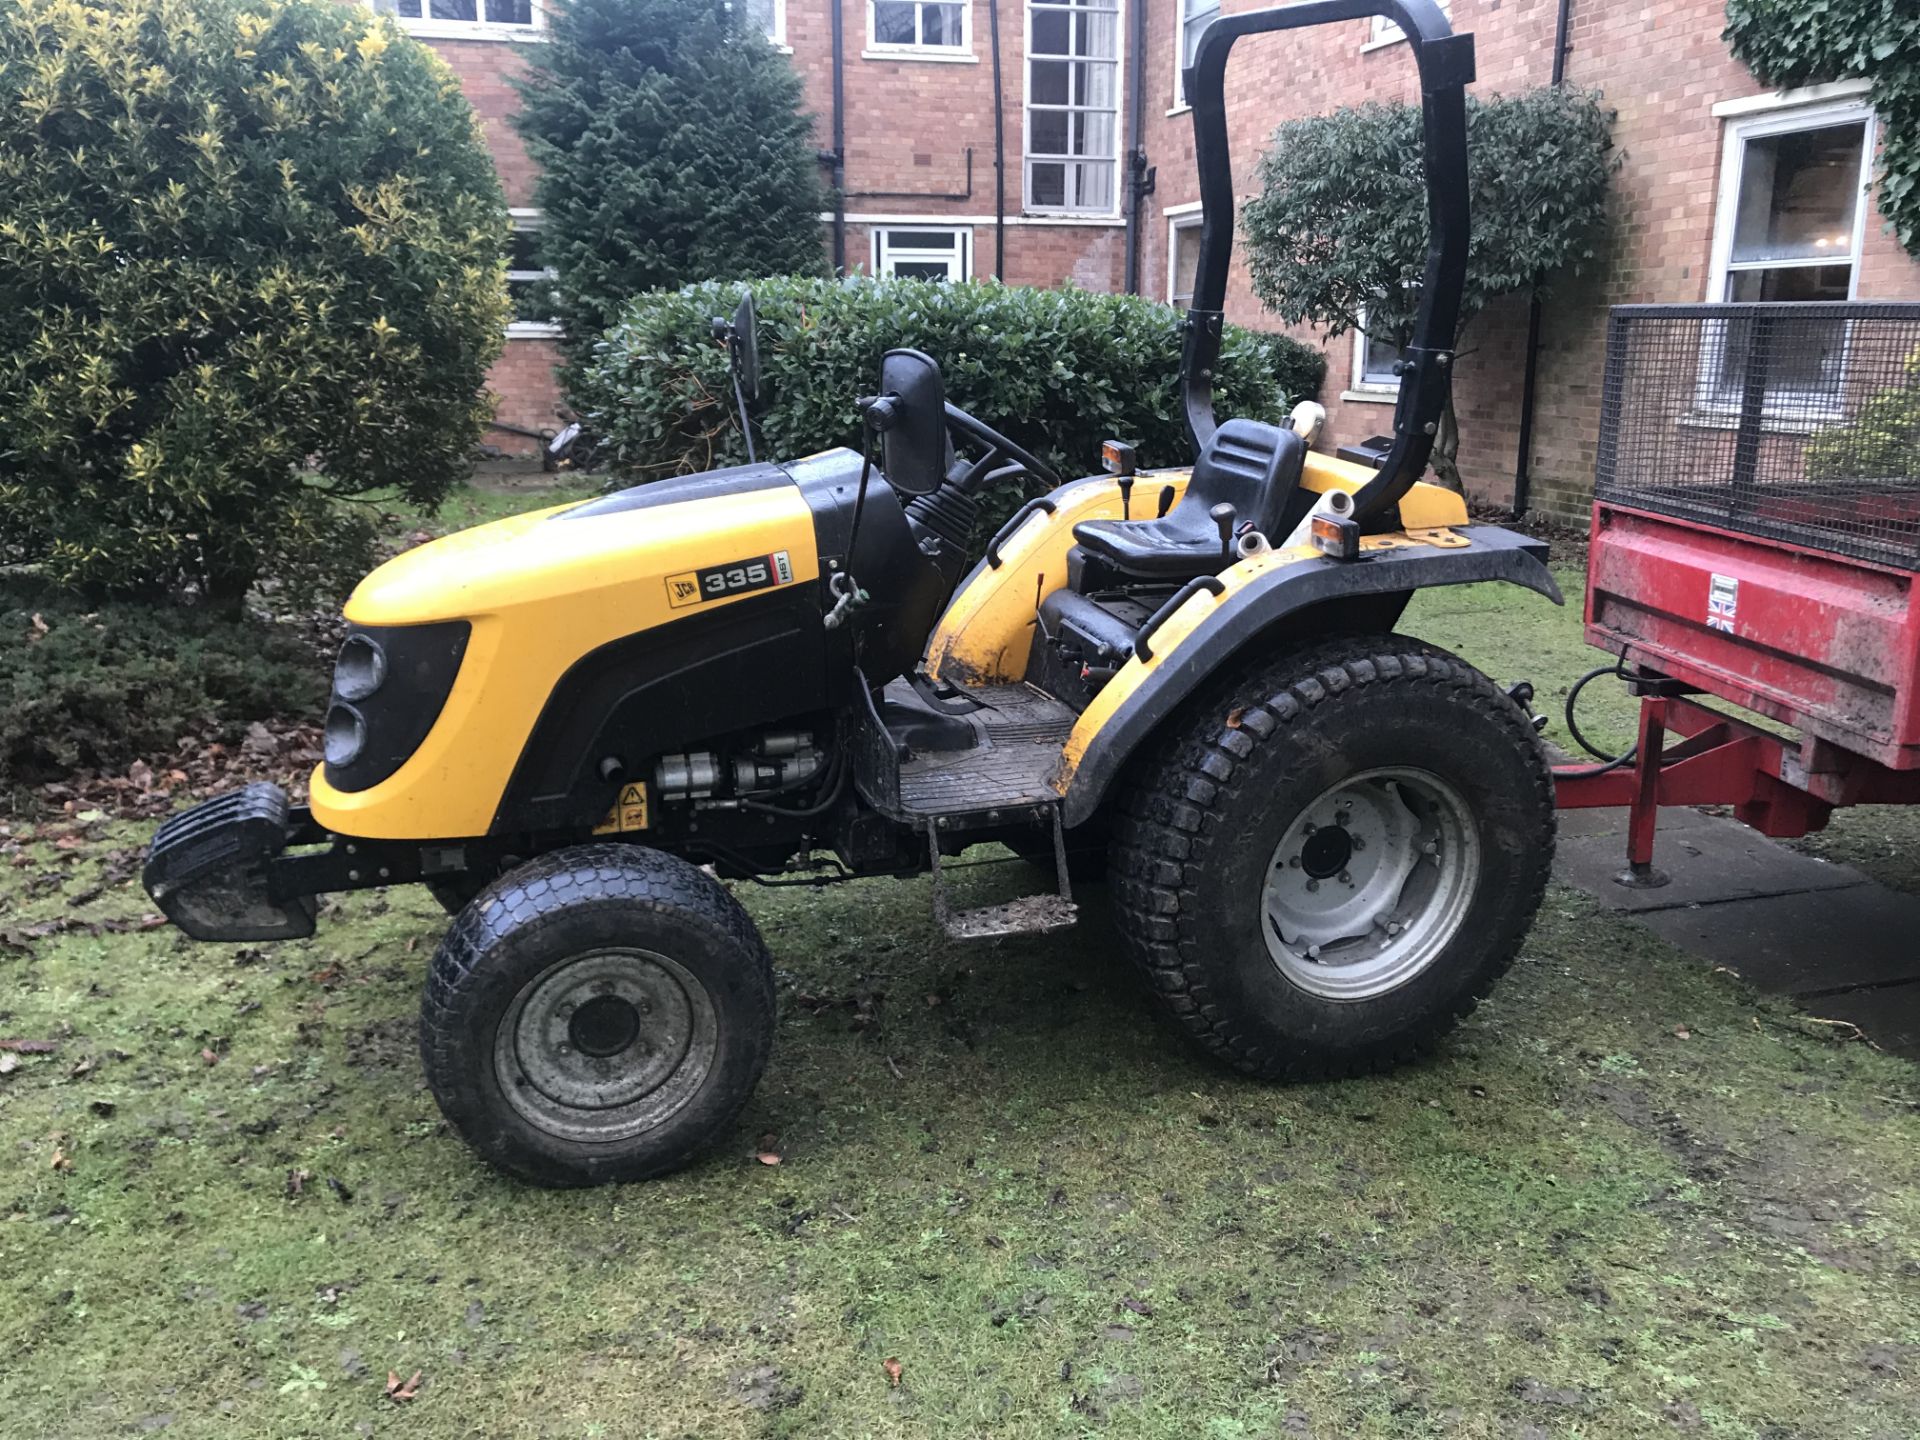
[1706,573,1738,634]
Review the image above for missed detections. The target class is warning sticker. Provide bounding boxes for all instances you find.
[666,551,794,609]
[592,782,651,834]
[1706,572,1738,634]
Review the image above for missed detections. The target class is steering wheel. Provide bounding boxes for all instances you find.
[943,402,1062,491]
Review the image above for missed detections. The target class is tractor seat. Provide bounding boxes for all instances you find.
[1072,419,1307,581]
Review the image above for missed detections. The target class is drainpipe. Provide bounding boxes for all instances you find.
[827,0,848,273]
[989,0,1007,278]
[1122,0,1148,293]
[1510,0,1573,515]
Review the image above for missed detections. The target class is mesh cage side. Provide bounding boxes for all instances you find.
[1594,302,1920,570]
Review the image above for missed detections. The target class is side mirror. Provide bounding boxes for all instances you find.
[870,348,948,497]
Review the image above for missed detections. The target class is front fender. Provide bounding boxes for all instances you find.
[1057,524,1561,826]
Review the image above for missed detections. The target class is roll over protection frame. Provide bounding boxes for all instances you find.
[1179,0,1473,527]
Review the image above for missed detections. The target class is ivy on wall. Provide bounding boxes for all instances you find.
[1723,0,1920,257]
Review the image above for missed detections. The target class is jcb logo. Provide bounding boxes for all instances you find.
[666,550,794,609]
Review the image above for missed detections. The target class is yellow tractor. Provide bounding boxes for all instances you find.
[146,0,1560,1186]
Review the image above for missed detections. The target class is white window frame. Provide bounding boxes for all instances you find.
[1165,205,1202,307]
[735,0,788,48]
[1344,305,1401,404]
[1364,0,1447,51]
[371,0,546,43]
[864,0,976,61]
[1696,95,1876,418]
[1022,0,1125,218]
[1169,0,1219,111]
[506,209,562,339]
[870,226,973,281]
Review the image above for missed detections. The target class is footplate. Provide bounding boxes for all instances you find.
[927,810,1079,941]
[144,783,316,941]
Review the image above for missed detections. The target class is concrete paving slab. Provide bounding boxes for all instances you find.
[1554,805,1722,840]
[1791,982,1920,1062]
[1635,887,1920,996]
[1556,817,1866,913]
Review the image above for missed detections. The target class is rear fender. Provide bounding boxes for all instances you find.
[1056,524,1560,826]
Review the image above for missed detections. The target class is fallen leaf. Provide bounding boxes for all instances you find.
[68,1056,95,1079]
[28,612,48,638]
[0,1039,57,1054]
[51,1147,72,1172]
[385,1370,422,1402]
[755,1151,782,1167]
[200,1048,219,1066]
[882,1357,902,1387]
[0,1054,19,1077]
[1673,1025,1692,1040]
[1121,1297,1153,1317]
[287,1168,312,1198]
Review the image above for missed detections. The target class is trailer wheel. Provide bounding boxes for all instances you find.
[1110,636,1553,1080]
[420,844,775,1187]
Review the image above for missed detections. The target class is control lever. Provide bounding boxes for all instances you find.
[1117,475,1134,521]
[1210,502,1238,559]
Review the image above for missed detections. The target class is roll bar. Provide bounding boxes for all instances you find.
[1180,0,1473,526]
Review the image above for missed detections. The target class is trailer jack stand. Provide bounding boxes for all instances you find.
[1616,697,1671,890]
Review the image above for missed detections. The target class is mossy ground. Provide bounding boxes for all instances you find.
[3,509,1918,1437]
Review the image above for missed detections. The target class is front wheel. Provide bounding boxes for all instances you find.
[1110,637,1553,1080]
[420,844,775,1186]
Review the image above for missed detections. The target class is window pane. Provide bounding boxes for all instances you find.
[483,0,532,22]
[887,230,959,252]
[1171,223,1200,307]
[742,0,777,36]
[1029,110,1070,155]
[428,0,476,19]
[1072,159,1113,210]
[921,2,964,45]
[874,0,916,44]
[1076,56,1115,107]
[1361,331,1400,385]
[1181,0,1220,66]
[1072,111,1114,157]
[508,230,542,269]
[1029,161,1065,207]
[1730,122,1866,266]
[893,260,954,281]
[1031,9,1069,54]
[1030,59,1070,104]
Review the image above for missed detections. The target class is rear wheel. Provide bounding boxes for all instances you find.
[1110,637,1552,1079]
[420,844,775,1186]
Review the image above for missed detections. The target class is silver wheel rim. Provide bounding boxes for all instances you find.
[493,948,717,1144]
[1260,767,1481,1001]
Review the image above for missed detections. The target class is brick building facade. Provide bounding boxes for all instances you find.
[388,0,1919,511]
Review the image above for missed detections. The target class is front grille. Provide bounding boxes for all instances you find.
[1594,302,1920,571]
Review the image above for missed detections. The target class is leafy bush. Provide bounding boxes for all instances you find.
[0,0,509,605]
[0,588,324,787]
[512,0,830,364]
[1725,0,1919,256]
[1805,348,1920,482]
[583,277,1327,483]
[1242,88,1617,486]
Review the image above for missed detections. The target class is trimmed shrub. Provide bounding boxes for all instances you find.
[0,587,324,787]
[512,0,831,365]
[0,0,509,604]
[583,277,1327,483]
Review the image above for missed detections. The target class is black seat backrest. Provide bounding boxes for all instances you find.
[1182,418,1306,537]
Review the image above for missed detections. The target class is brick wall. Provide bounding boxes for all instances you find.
[431,38,540,208]
[485,336,567,455]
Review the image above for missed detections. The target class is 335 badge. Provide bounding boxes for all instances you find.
[666,551,795,610]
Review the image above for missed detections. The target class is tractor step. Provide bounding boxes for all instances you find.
[927,811,1079,941]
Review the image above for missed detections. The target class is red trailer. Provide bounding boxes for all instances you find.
[1552,302,1920,883]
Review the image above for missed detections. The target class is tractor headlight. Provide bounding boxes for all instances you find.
[324,703,368,767]
[321,620,471,794]
[333,633,388,702]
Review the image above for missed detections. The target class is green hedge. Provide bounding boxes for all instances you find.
[582,278,1327,481]
[1,588,323,787]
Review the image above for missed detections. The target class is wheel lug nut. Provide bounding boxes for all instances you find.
[557,1043,572,1054]
[1339,871,1352,884]
[1289,856,1303,868]
[1351,837,1366,851]
[1303,821,1316,835]
[1336,813,1349,827]
[1306,878,1319,892]
[1306,944,1321,960]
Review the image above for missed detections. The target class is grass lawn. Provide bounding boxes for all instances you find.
[3,494,1918,1438]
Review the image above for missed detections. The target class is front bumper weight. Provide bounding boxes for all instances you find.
[143,783,317,941]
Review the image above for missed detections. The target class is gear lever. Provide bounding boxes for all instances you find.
[1210,502,1238,560]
